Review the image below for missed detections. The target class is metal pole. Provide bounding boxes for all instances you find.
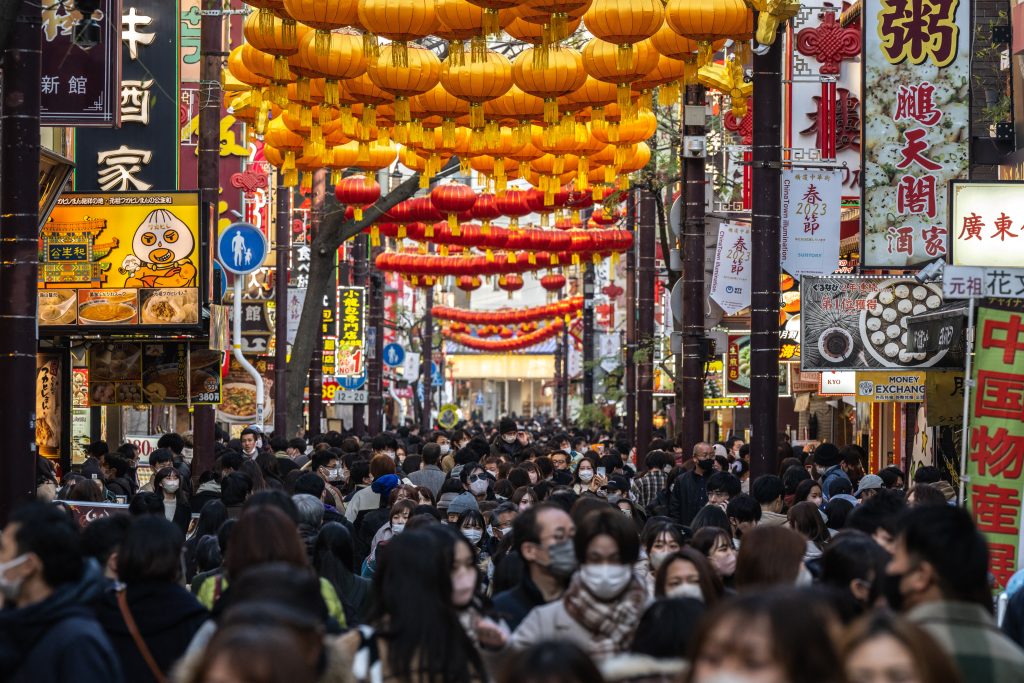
[681,85,707,453]
[350,235,367,435]
[307,170,327,436]
[749,33,784,479]
[958,297,975,506]
[637,189,656,459]
[233,276,265,425]
[0,0,40,524]
[625,188,637,447]
[583,263,595,406]
[421,285,434,430]
[274,173,290,436]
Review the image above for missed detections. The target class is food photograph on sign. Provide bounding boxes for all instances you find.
[800,276,957,370]
[38,193,202,330]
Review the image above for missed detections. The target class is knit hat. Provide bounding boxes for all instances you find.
[854,474,883,498]
[371,473,400,498]
[813,443,841,468]
[447,492,480,516]
[932,480,956,503]
[499,417,517,435]
[437,492,459,512]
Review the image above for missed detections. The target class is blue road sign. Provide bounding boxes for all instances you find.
[218,222,267,275]
[382,343,405,367]
[338,372,366,391]
[431,361,443,387]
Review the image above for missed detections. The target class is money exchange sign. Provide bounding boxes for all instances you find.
[967,307,1024,589]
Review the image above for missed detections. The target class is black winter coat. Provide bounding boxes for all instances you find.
[667,469,709,527]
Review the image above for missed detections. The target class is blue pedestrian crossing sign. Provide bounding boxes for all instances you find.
[338,372,366,391]
[382,343,405,367]
[218,222,267,275]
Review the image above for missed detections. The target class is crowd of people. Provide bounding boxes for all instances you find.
[4,417,1024,683]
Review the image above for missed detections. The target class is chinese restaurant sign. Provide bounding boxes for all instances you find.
[781,169,842,276]
[87,342,222,405]
[337,286,366,378]
[950,183,1024,268]
[709,222,752,315]
[40,0,121,126]
[800,275,957,371]
[75,0,180,192]
[40,192,201,331]
[967,306,1024,590]
[861,0,969,267]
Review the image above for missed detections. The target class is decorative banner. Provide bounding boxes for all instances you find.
[40,0,121,126]
[819,370,857,395]
[337,286,366,378]
[800,275,958,370]
[87,342,222,405]
[40,192,201,330]
[967,306,1024,590]
[709,222,752,315]
[75,0,181,191]
[925,371,964,426]
[72,368,90,407]
[286,288,306,345]
[36,354,63,460]
[861,0,969,267]
[950,182,1024,267]
[855,371,926,402]
[781,169,843,276]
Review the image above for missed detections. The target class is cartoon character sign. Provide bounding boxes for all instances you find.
[121,209,197,288]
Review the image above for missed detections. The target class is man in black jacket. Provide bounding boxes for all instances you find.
[668,442,715,526]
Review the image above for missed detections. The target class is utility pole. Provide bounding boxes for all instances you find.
[582,263,595,407]
[420,285,434,431]
[307,170,327,437]
[274,173,290,437]
[624,188,637,447]
[681,84,707,453]
[636,188,656,459]
[350,235,367,435]
[749,33,784,479]
[0,0,41,524]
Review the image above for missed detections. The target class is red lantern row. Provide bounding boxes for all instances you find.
[443,318,566,353]
[432,296,583,325]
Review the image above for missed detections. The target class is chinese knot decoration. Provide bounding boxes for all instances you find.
[723,99,753,145]
[796,12,861,75]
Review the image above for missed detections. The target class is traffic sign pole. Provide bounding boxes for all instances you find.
[233,275,265,429]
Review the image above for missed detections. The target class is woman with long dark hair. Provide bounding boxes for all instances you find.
[154,466,191,534]
[331,528,488,682]
[183,500,228,583]
[313,522,371,625]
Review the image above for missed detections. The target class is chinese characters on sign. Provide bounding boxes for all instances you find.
[781,169,842,276]
[950,183,1024,268]
[709,222,752,315]
[968,307,1024,589]
[336,287,366,378]
[942,265,1024,301]
[862,0,968,267]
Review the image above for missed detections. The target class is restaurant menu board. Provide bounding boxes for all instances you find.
[87,342,223,405]
[39,192,201,331]
[800,276,959,371]
[216,355,274,424]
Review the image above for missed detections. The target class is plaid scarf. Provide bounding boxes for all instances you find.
[562,570,647,660]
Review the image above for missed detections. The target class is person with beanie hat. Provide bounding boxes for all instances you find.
[445,492,479,524]
[813,443,848,502]
[491,417,522,459]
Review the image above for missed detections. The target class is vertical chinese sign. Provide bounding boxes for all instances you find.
[75,0,181,192]
[781,169,843,276]
[337,286,366,378]
[968,306,1024,590]
[709,222,752,315]
[861,0,969,267]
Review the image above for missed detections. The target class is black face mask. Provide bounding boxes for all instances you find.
[696,458,714,473]
[881,571,908,611]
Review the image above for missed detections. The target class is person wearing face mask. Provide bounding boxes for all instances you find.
[572,456,607,495]
[370,433,400,468]
[641,522,684,592]
[510,507,647,662]
[153,466,191,534]
[0,502,125,683]
[668,442,715,527]
[690,527,738,589]
[409,442,446,497]
[654,548,724,605]
[461,463,495,503]
[491,417,523,459]
[456,510,494,593]
[492,503,576,631]
[813,442,849,502]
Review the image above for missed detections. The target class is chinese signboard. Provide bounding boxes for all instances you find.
[967,306,1024,589]
[725,334,792,397]
[943,265,1024,300]
[800,275,957,370]
[337,286,366,378]
[709,222,752,315]
[87,342,222,405]
[861,0,969,267]
[855,371,925,402]
[781,169,842,276]
[39,192,201,330]
[40,0,121,126]
[75,0,180,192]
[36,353,63,460]
[925,371,964,426]
[951,183,1024,267]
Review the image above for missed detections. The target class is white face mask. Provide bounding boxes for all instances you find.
[579,563,633,600]
[181,447,194,465]
[162,479,180,493]
[327,467,346,482]
[578,469,594,483]
[502,434,516,443]
[440,444,451,456]
[469,478,489,496]
[649,551,673,571]
[796,564,814,587]
[385,450,396,461]
[462,528,483,544]
[0,555,29,601]
[667,582,704,602]
[391,522,406,534]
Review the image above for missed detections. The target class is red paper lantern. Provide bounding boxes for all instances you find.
[335,177,382,242]
[540,273,566,292]
[499,274,524,292]
[495,189,532,230]
[471,193,502,233]
[457,275,482,292]
[431,182,477,237]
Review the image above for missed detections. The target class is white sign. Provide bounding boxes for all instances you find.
[819,371,857,395]
[402,351,421,380]
[943,264,1024,300]
[781,169,842,276]
[598,333,620,372]
[336,389,368,404]
[861,0,969,267]
[286,288,305,345]
[709,221,752,315]
[950,182,1024,267]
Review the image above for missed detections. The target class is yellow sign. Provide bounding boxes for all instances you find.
[855,371,925,403]
[39,192,201,328]
[925,371,965,426]
[437,403,461,429]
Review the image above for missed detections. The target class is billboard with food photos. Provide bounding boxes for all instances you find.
[800,275,960,371]
[39,192,202,332]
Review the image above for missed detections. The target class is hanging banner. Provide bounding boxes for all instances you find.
[855,371,926,402]
[925,371,964,426]
[36,353,64,460]
[337,286,366,378]
[861,0,969,267]
[39,192,201,331]
[800,275,958,370]
[781,169,843,276]
[709,222,752,315]
[950,182,1024,267]
[40,0,122,126]
[75,0,181,191]
[967,307,1024,590]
